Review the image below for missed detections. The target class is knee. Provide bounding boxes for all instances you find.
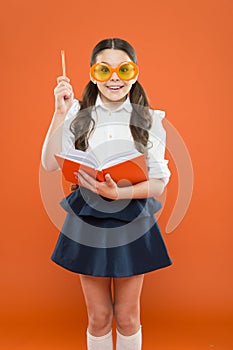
[88,306,113,335]
[114,304,140,335]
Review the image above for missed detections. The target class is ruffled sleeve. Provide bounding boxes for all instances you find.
[147,110,171,186]
[61,99,80,155]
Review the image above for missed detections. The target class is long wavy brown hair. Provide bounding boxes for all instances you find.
[70,38,152,155]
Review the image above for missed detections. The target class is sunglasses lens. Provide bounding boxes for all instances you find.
[93,64,111,81]
[118,63,137,80]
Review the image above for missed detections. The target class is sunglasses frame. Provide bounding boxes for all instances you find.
[90,61,139,82]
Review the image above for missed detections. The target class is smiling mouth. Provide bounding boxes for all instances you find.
[107,86,124,91]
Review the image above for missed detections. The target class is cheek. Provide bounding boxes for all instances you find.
[96,83,106,93]
[123,82,134,93]
[126,81,134,88]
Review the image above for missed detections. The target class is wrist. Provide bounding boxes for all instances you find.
[117,185,134,200]
[53,109,67,119]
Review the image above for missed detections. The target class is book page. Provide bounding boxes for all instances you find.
[61,149,99,168]
[58,147,142,170]
[101,148,142,169]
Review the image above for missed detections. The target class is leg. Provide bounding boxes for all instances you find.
[79,274,113,336]
[113,274,144,335]
[113,274,144,350]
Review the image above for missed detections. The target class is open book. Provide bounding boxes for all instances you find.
[55,148,149,185]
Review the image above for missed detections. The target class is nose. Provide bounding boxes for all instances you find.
[110,71,120,80]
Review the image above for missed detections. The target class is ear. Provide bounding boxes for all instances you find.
[89,72,97,84]
[130,75,139,85]
[130,72,139,85]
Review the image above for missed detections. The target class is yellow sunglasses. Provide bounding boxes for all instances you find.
[90,61,139,82]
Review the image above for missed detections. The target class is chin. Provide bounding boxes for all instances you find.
[103,90,129,103]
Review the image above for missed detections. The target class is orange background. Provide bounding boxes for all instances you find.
[1,0,233,349]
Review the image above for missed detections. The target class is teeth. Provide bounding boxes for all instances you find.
[108,86,122,89]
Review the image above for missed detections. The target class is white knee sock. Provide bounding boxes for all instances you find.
[116,325,142,350]
[87,329,113,350]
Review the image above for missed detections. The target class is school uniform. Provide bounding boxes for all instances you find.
[51,95,172,277]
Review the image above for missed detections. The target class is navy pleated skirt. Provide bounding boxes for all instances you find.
[51,187,172,277]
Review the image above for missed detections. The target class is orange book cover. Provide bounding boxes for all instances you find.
[55,149,149,186]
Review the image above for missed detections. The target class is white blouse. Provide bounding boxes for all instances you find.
[62,95,171,186]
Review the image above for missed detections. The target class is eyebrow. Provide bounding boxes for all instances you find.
[97,61,129,65]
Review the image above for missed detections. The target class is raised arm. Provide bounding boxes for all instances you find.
[41,76,74,171]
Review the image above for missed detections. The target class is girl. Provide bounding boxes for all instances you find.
[41,38,172,350]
